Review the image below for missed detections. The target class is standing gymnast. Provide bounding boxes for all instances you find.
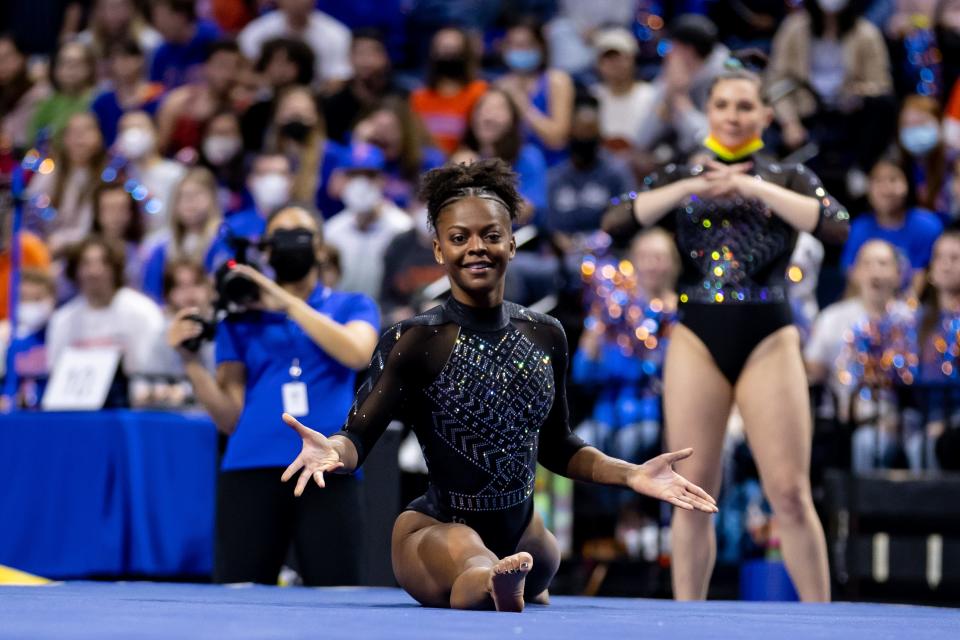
[281,159,717,612]
[602,58,849,601]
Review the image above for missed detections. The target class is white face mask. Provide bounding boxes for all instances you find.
[118,127,155,160]
[17,300,54,338]
[250,172,291,213]
[202,136,242,165]
[816,0,849,13]
[342,176,383,213]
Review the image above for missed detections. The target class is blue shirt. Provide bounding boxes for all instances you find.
[2,328,48,408]
[841,207,944,272]
[514,143,548,227]
[382,146,445,209]
[91,87,163,146]
[546,155,633,233]
[314,140,348,218]
[215,285,380,470]
[140,236,232,303]
[222,206,266,243]
[149,21,221,89]
[525,72,568,168]
[315,0,407,64]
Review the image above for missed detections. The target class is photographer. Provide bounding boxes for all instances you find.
[167,204,379,586]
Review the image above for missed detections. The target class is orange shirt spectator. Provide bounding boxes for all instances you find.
[0,232,52,320]
[411,79,488,155]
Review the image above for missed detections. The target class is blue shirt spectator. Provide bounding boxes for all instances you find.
[316,0,408,65]
[547,151,632,233]
[841,207,944,273]
[149,14,221,89]
[515,143,548,225]
[214,285,379,471]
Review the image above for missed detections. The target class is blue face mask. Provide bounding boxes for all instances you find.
[900,124,941,156]
[504,48,542,72]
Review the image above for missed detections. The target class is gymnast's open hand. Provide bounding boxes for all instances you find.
[281,413,345,496]
[626,448,718,513]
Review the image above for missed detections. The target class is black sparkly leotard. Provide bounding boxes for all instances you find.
[333,297,587,558]
[607,153,849,383]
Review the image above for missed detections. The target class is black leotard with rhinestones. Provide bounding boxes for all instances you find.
[333,296,586,557]
[606,153,849,382]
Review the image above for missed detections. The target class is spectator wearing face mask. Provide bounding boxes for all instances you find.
[238,0,353,95]
[155,39,244,157]
[1,269,56,411]
[115,110,187,233]
[265,85,347,218]
[897,94,950,212]
[222,152,294,248]
[0,211,51,322]
[241,37,315,154]
[166,204,379,586]
[349,97,444,209]
[91,39,165,147]
[324,143,413,299]
[411,27,488,156]
[841,154,943,295]
[546,95,633,236]
[198,111,247,212]
[496,17,575,168]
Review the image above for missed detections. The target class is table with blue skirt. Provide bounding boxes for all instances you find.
[0,410,218,579]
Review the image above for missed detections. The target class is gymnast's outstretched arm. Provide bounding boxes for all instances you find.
[536,320,718,514]
[282,323,421,493]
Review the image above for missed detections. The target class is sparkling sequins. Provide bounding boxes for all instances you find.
[423,328,555,512]
[658,157,850,304]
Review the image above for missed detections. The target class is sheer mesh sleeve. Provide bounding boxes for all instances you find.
[786,163,850,245]
[601,163,688,238]
[532,319,588,475]
[333,322,441,467]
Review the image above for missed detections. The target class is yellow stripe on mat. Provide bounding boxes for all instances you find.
[0,565,51,585]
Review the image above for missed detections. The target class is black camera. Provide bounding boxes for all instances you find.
[213,234,263,311]
[180,314,217,353]
[214,260,261,309]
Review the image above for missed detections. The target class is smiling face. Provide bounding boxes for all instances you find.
[706,77,771,149]
[853,240,901,305]
[433,197,516,304]
[471,91,514,147]
[867,161,909,219]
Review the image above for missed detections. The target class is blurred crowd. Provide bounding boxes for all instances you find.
[4,0,960,568]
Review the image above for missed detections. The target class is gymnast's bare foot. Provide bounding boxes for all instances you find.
[529,589,549,605]
[488,552,533,612]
